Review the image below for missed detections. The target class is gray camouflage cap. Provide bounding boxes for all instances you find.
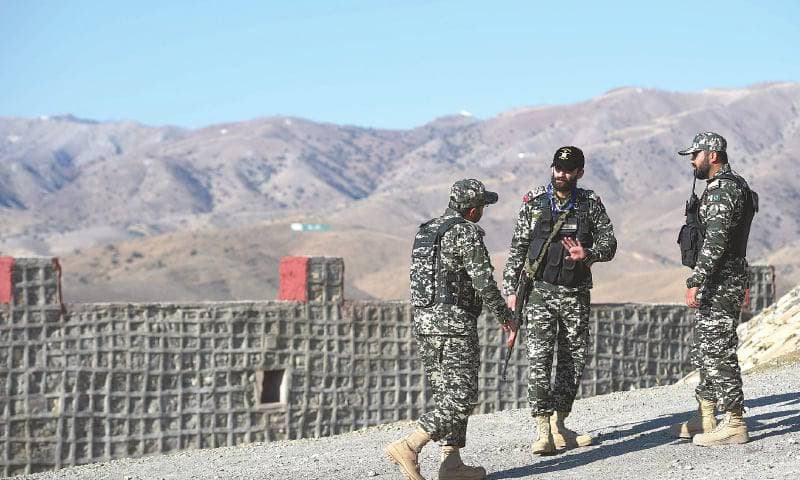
[678,131,727,155]
[449,179,498,209]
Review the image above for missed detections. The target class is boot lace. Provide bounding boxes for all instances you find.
[709,412,735,433]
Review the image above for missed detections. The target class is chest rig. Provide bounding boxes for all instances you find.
[526,193,593,287]
[410,215,483,316]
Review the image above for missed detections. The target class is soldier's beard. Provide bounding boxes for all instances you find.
[694,161,711,180]
[551,175,577,193]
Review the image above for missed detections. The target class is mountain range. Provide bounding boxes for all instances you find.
[1,82,799,303]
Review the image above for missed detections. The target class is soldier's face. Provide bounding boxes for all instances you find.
[691,151,711,179]
[551,166,582,192]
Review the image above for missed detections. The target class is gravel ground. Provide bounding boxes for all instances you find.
[19,363,800,480]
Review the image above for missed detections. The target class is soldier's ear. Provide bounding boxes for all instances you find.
[464,206,482,222]
[577,169,585,180]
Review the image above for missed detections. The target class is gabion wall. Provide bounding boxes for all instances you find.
[0,258,776,475]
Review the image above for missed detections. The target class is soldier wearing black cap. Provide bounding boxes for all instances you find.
[502,146,617,456]
[387,179,515,480]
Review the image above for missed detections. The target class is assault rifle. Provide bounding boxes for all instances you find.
[501,269,531,381]
[678,175,702,268]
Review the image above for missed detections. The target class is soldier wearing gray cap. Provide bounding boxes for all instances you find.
[671,132,758,446]
[386,179,515,480]
[503,146,617,456]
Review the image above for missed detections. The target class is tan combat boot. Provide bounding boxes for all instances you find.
[669,397,717,438]
[438,446,486,480]
[692,408,749,446]
[531,415,556,455]
[385,427,431,480]
[550,411,593,449]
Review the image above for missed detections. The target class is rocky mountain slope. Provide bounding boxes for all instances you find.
[2,82,800,303]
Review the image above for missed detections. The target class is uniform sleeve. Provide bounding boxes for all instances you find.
[457,225,512,324]
[585,196,617,265]
[502,202,534,295]
[687,182,742,288]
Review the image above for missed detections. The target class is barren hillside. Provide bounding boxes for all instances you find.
[2,83,800,303]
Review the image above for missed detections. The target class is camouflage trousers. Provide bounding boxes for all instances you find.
[524,283,591,416]
[416,334,480,447]
[691,265,748,412]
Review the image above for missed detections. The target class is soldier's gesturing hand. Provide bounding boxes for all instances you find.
[562,237,587,261]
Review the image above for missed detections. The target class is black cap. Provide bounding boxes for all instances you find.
[552,146,585,170]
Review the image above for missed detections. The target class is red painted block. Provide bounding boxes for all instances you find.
[279,256,309,301]
[0,256,15,304]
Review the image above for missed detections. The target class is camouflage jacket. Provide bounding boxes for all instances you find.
[502,186,617,294]
[687,163,750,288]
[413,208,511,336]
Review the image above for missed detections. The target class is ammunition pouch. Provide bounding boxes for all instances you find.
[527,197,593,287]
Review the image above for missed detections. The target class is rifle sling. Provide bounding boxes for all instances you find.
[523,209,571,280]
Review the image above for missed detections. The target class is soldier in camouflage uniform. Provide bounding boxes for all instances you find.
[502,147,616,455]
[386,179,515,480]
[671,132,755,446]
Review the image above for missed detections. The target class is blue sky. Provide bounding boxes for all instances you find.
[1,0,798,129]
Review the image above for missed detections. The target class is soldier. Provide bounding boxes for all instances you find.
[670,132,756,446]
[386,179,516,480]
[503,146,616,455]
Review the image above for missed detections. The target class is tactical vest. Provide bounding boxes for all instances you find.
[526,194,593,287]
[702,173,758,257]
[678,173,758,268]
[409,216,483,315]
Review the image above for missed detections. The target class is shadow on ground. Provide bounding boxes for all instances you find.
[490,392,800,479]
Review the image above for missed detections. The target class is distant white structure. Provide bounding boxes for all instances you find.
[459,110,473,117]
[291,223,331,232]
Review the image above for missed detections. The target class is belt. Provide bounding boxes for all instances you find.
[532,280,587,294]
[532,280,559,292]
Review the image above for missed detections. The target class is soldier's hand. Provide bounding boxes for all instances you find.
[502,318,518,348]
[562,237,587,261]
[685,287,700,309]
[506,330,517,348]
[501,318,517,335]
[506,294,517,310]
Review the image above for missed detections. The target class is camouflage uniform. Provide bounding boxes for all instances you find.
[682,133,752,413]
[412,179,512,447]
[503,148,616,417]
